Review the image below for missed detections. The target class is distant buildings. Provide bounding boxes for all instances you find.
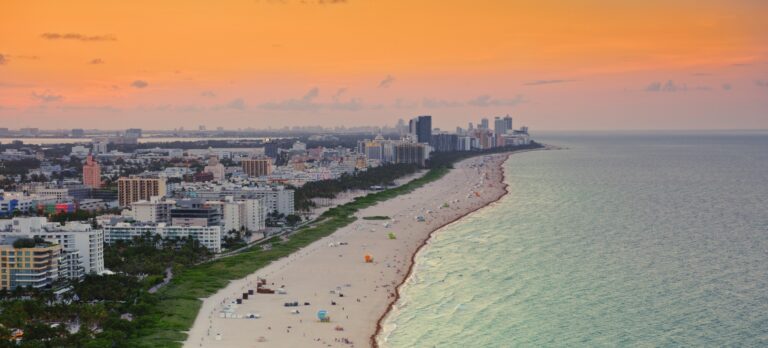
[82,155,102,188]
[395,142,427,167]
[125,128,142,138]
[429,133,459,153]
[241,158,273,178]
[71,128,85,138]
[118,177,167,207]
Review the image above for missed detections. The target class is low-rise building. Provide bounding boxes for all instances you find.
[103,222,222,252]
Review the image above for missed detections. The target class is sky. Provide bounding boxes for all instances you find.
[1,0,767,131]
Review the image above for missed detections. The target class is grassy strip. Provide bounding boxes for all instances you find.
[362,216,391,220]
[130,166,450,347]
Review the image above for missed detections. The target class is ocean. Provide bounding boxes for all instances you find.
[379,131,768,347]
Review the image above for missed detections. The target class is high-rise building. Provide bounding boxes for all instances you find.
[264,142,279,158]
[395,142,426,167]
[409,115,432,143]
[242,157,273,178]
[430,134,459,152]
[118,177,167,207]
[480,118,489,130]
[71,128,85,138]
[82,155,102,188]
[503,115,513,131]
[125,128,142,138]
[494,117,506,136]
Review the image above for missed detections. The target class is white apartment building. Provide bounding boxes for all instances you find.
[103,223,222,252]
[207,198,266,234]
[131,196,176,223]
[0,217,105,277]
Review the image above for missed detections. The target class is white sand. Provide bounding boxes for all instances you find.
[184,154,512,348]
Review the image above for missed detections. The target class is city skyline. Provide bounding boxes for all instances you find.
[1,1,767,130]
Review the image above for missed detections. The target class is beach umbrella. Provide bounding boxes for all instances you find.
[317,310,328,320]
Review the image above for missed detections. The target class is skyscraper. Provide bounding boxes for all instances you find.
[82,155,102,188]
[480,118,489,129]
[503,115,513,131]
[409,115,432,143]
[494,117,506,136]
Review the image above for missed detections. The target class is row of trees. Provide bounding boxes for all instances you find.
[292,163,420,211]
[291,142,543,212]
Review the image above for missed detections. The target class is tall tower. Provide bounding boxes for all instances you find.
[503,115,513,131]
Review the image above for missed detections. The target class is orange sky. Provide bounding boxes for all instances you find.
[1,0,766,130]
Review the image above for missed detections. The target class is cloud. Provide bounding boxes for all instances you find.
[259,87,364,111]
[0,54,5,65]
[378,75,395,88]
[392,98,419,109]
[467,94,525,107]
[645,80,716,92]
[330,98,363,111]
[130,80,149,88]
[31,91,64,103]
[421,98,463,108]
[646,80,685,92]
[41,32,116,41]
[59,105,121,112]
[722,83,732,91]
[223,98,246,110]
[201,90,217,98]
[523,79,576,86]
[332,88,347,101]
[259,87,320,111]
[89,58,104,65]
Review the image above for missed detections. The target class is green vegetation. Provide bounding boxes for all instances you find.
[362,215,391,220]
[105,234,213,276]
[293,163,420,211]
[11,237,45,248]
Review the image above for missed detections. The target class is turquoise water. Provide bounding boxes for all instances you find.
[380,132,768,347]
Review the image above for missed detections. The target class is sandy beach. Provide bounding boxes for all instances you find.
[184,153,514,348]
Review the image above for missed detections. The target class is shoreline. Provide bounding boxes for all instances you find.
[370,149,530,347]
[184,150,538,347]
